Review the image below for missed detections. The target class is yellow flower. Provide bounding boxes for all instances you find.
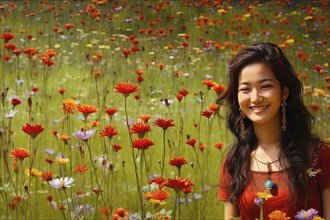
[256,190,273,200]
[57,158,70,164]
[268,210,291,220]
[25,168,42,177]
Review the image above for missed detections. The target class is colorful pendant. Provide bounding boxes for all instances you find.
[265,179,274,189]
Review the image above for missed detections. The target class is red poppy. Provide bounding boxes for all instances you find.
[114,82,139,97]
[163,177,193,192]
[4,43,16,51]
[41,171,54,181]
[139,114,152,123]
[76,104,97,118]
[310,105,320,110]
[201,110,213,118]
[45,159,54,165]
[9,148,30,160]
[11,98,21,106]
[186,138,197,147]
[99,125,119,139]
[22,123,44,138]
[75,164,88,174]
[214,142,224,150]
[182,187,193,194]
[113,144,122,151]
[13,49,22,56]
[47,195,53,202]
[176,93,183,102]
[153,118,175,130]
[64,23,75,29]
[202,79,216,89]
[132,138,154,150]
[169,157,187,168]
[58,89,66,95]
[3,55,10,61]
[179,90,189,97]
[32,87,39,93]
[2,33,14,43]
[130,122,151,138]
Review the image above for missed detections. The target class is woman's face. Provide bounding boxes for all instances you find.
[237,62,288,128]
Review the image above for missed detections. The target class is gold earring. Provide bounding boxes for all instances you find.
[281,101,287,132]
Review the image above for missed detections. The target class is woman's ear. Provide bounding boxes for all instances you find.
[282,87,289,101]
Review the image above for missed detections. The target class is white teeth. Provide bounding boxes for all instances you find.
[250,106,268,112]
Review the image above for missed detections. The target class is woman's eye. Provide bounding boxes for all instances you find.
[239,88,250,92]
[261,84,272,89]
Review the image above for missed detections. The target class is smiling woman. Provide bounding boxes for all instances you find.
[217,42,330,220]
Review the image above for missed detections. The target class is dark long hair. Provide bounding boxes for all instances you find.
[218,42,319,203]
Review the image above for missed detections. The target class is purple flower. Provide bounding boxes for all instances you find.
[294,208,318,220]
[254,197,263,206]
[74,130,95,141]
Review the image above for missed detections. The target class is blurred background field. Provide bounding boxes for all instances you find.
[0,0,329,219]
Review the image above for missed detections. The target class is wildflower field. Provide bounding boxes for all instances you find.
[0,0,329,219]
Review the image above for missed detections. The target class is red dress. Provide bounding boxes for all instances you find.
[218,143,330,219]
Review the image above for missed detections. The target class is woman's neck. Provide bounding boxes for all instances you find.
[253,122,282,151]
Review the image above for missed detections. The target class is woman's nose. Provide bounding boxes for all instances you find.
[251,89,262,102]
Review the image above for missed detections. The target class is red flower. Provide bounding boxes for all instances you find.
[163,177,193,192]
[130,122,151,138]
[153,118,175,130]
[186,138,197,147]
[76,104,97,118]
[105,108,118,117]
[132,138,154,150]
[169,157,187,168]
[41,171,54,181]
[114,82,139,97]
[99,125,119,139]
[113,144,122,151]
[9,148,30,160]
[201,110,213,118]
[75,164,88,174]
[22,123,44,138]
[198,145,207,151]
[208,104,220,112]
[202,79,216,89]
[11,98,21,106]
[58,89,66,95]
[178,90,189,97]
[214,142,224,150]
[212,84,226,94]
[2,33,14,43]
[176,93,183,102]
[32,87,39,93]
[310,105,320,110]
[149,176,166,187]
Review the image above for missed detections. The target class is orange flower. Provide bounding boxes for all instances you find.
[208,104,220,112]
[130,122,151,138]
[169,157,187,168]
[114,82,139,97]
[99,207,110,214]
[153,118,175,130]
[61,98,76,114]
[149,176,166,188]
[163,177,193,192]
[202,79,216,89]
[10,148,30,160]
[132,138,154,150]
[59,135,70,145]
[75,164,88,174]
[112,208,129,218]
[21,123,44,138]
[99,125,119,139]
[268,210,290,220]
[41,171,54,181]
[144,190,170,202]
[139,114,152,123]
[76,104,97,118]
